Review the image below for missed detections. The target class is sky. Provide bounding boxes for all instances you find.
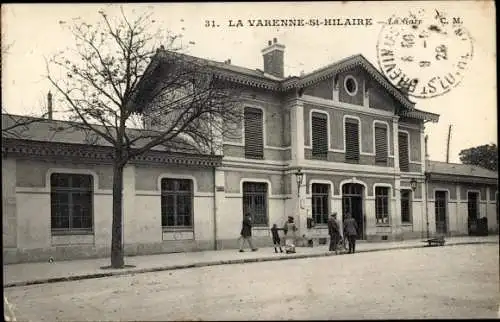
[1,2,496,163]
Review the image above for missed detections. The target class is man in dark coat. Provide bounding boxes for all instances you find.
[239,213,258,252]
[343,212,359,254]
[328,212,341,253]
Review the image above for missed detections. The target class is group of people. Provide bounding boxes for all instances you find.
[238,212,359,254]
[328,212,358,254]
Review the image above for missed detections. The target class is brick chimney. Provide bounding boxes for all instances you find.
[261,38,285,78]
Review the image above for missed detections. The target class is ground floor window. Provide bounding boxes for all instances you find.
[50,173,93,233]
[161,178,193,228]
[375,186,390,224]
[401,189,412,223]
[242,182,268,226]
[312,183,329,225]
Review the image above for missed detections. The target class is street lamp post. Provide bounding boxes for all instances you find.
[294,168,305,246]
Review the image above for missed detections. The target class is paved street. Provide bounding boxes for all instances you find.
[4,244,499,321]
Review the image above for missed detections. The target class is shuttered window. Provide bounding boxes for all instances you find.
[345,118,360,162]
[244,107,264,159]
[375,124,388,165]
[311,112,328,160]
[398,132,409,172]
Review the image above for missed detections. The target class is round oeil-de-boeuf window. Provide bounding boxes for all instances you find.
[344,75,358,96]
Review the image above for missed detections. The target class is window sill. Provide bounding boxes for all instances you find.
[162,227,194,232]
[375,224,391,227]
[245,156,264,160]
[401,222,413,226]
[252,226,270,230]
[51,230,93,236]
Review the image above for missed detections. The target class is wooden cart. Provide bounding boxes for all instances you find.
[424,235,446,247]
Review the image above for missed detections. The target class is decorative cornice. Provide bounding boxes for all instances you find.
[2,138,222,167]
[399,109,440,123]
[212,70,281,91]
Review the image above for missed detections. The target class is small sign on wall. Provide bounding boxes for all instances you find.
[216,186,225,192]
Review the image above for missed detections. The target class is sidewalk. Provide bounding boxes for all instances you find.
[3,235,498,288]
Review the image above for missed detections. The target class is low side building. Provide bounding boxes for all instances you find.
[426,161,498,236]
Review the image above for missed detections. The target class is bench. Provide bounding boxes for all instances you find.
[424,237,446,247]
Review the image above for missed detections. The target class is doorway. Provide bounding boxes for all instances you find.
[435,191,448,235]
[467,192,479,235]
[342,183,365,239]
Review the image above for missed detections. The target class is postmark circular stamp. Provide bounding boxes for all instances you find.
[376,9,474,99]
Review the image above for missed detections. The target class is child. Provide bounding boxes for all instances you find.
[271,224,284,253]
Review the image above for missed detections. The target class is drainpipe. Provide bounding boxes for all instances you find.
[213,166,218,250]
[424,135,430,240]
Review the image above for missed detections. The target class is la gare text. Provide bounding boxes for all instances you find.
[204,18,374,28]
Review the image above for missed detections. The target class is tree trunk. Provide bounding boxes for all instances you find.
[110,161,125,268]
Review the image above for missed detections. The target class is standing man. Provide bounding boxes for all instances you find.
[328,212,341,254]
[239,213,258,252]
[343,212,358,254]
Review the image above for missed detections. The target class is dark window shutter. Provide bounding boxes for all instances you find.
[399,132,409,172]
[311,112,328,159]
[375,125,388,164]
[244,107,264,159]
[345,119,360,162]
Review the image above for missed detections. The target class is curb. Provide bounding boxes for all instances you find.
[4,240,497,288]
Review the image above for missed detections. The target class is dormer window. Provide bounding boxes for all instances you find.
[344,75,358,96]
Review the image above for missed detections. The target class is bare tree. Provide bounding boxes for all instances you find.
[45,8,241,268]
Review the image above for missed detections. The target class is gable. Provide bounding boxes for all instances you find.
[367,77,400,113]
[300,66,400,114]
[288,54,415,110]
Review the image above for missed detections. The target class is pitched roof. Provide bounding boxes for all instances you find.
[1,114,213,155]
[135,49,439,122]
[427,160,498,180]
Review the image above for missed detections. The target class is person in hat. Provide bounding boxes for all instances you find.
[343,212,359,254]
[239,213,258,252]
[328,212,341,253]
